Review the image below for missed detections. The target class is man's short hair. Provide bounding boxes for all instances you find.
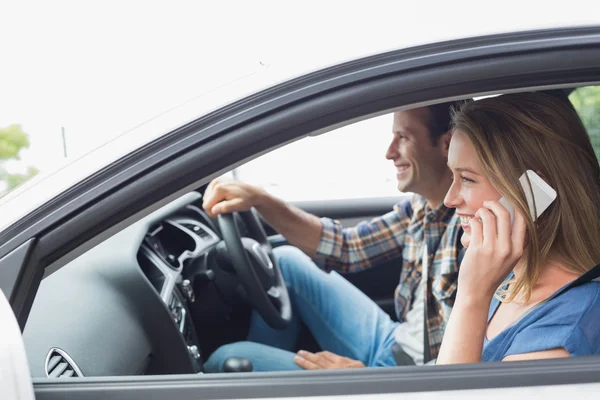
[427,99,472,145]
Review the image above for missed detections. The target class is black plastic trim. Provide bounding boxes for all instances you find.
[291,196,409,219]
[0,238,34,303]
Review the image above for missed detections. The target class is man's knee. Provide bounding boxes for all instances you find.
[272,245,321,284]
[273,245,310,263]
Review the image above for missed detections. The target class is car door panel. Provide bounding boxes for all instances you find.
[32,357,600,399]
[0,290,35,400]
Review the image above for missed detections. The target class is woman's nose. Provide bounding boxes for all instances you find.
[444,181,461,209]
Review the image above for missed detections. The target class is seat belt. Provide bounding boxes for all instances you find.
[423,302,431,364]
[547,261,600,300]
[423,244,432,364]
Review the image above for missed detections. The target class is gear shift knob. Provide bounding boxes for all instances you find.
[222,357,253,372]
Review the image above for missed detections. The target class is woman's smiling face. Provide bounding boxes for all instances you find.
[444,132,502,247]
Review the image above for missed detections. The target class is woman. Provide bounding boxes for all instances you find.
[440,92,600,363]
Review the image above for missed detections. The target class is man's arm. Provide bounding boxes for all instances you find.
[203,178,411,272]
[202,178,323,256]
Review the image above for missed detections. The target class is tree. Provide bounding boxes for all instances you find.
[569,86,600,160]
[0,124,39,193]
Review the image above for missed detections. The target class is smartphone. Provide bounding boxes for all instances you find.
[498,170,557,224]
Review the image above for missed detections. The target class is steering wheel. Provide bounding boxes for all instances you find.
[217,208,292,329]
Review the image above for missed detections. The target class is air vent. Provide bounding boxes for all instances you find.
[45,348,83,378]
[183,222,211,240]
[144,222,196,269]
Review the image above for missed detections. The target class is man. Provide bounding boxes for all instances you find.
[202,101,467,372]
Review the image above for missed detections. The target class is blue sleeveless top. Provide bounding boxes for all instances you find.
[482,276,600,362]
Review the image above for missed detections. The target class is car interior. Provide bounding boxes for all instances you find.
[21,85,600,379]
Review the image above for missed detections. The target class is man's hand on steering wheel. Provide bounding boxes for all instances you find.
[294,350,366,370]
[203,178,266,218]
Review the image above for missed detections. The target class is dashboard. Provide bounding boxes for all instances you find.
[23,192,225,377]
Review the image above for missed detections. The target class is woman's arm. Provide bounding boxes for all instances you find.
[503,348,570,362]
[437,200,527,365]
[436,293,491,364]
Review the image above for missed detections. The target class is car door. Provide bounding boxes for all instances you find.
[3,26,600,400]
[0,289,35,400]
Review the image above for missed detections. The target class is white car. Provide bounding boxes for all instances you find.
[1,21,600,400]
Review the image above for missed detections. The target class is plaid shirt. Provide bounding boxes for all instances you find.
[315,194,463,360]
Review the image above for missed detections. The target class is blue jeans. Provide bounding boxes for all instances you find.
[204,246,400,372]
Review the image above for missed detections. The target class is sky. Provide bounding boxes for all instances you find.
[0,1,598,198]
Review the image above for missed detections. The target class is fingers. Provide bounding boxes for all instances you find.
[293,355,320,370]
[483,200,511,243]
[483,200,525,257]
[212,198,246,215]
[468,216,483,247]
[475,207,496,248]
[475,200,526,262]
[204,177,221,197]
[294,351,325,370]
[294,351,365,370]
[202,179,228,216]
[319,351,339,362]
[203,179,247,217]
[511,209,527,256]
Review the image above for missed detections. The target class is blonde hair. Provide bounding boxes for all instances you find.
[452,92,600,302]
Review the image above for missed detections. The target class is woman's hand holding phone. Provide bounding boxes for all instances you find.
[457,200,527,303]
[457,170,556,301]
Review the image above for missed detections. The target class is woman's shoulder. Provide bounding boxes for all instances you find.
[509,281,600,356]
[545,280,600,314]
[483,281,600,360]
[538,281,600,342]
[520,281,600,335]
[516,280,600,330]
[556,279,600,300]
[536,263,600,311]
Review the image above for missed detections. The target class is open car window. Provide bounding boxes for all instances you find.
[233,114,400,202]
[234,86,600,202]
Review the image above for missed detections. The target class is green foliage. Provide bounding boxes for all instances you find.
[0,166,39,191]
[569,86,600,160]
[0,124,30,160]
[0,124,38,193]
